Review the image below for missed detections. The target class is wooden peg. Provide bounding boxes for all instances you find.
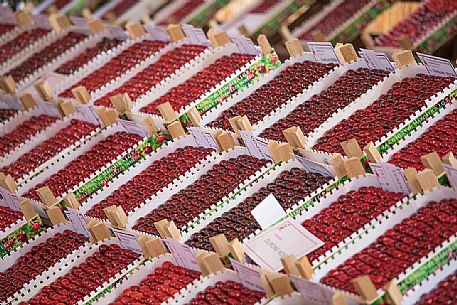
[421,152,445,177]
[110,93,133,114]
[215,131,236,151]
[399,35,413,50]
[351,275,379,302]
[282,126,306,148]
[257,35,272,56]
[34,81,53,101]
[214,32,231,47]
[47,206,68,225]
[332,293,349,305]
[19,93,37,110]
[15,11,34,27]
[57,100,77,116]
[97,107,118,126]
[63,193,80,210]
[363,142,381,163]
[103,205,128,229]
[186,107,201,127]
[49,14,71,32]
[157,102,179,122]
[126,21,146,39]
[71,86,91,104]
[87,18,105,35]
[281,255,299,276]
[166,24,185,42]
[0,76,16,94]
[88,220,112,242]
[335,43,358,64]
[443,152,457,168]
[279,23,293,42]
[237,116,253,132]
[267,273,294,296]
[153,219,181,239]
[341,138,364,159]
[344,157,366,178]
[209,234,230,257]
[310,29,325,42]
[296,256,313,280]
[20,199,38,221]
[383,280,402,305]
[228,238,244,262]
[195,252,211,275]
[417,169,440,192]
[137,234,150,256]
[167,121,186,139]
[36,186,57,207]
[0,174,17,193]
[393,50,416,68]
[404,167,422,194]
[285,38,304,57]
[202,252,226,274]
[141,15,151,24]
[144,237,168,257]
[82,8,92,19]
[228,116,242,136]
[207,28,218,48]
[332,153,347,178]
[144,116,160,135]
[46,5,58,15]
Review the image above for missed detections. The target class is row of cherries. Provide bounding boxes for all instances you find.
[0,206,22,231]
[158,0,204,25]
[86,146,214,218]
[415,270,456,305]
[1,119,98,180]
[134,155,270,233]
[103,0,139,19]
[208,60,336,129]
[260,68,389,141]
[0,28,49,64]
[321,199,457,293]
[186,281,265,305]
[186,167,329,251]
[0,109,18,124]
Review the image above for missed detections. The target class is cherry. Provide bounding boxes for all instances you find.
[415,271,457,305]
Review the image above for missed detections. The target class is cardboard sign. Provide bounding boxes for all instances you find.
[163,238,200,272]
[64,208,90,238]
[119,119,148,138]
[111,228,143,254]
[0,187,21,211]
[295,155,335,177]
[291,276,334,305]
[417,53,457,78]
[251,194,286,230]
[244,218,323,271]
[0,94,21,110]
[370,163,411,194]
[240,131,272,161]
[231,34,259,56]
[188,127,219,149]
[144,24,170,42]
[181,24,210,46]
[360,49,395,72]
[444,164,457,191]
[307,42,340,65]
[231,259,265,292]
[76,105,101,126]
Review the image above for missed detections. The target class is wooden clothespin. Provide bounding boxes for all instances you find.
[351,275,379,303]
[103,205,128,229]
[282,126,306,149]
[88,220,112,242]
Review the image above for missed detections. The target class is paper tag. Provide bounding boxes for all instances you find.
[0,94,22,110]
[370,163,411,194]
[33,14,52,29]
[40,101,61,118]
[181,24,210,46]
[64,208,90,238]
[417,53,457,78]
[0,187,21,211]
[230,259,265,292]
[188,127,219,149]
[119,119,148,138]
[291,276,333,305]
[251,194,286,230]
[360,49,395,72]
[294,155,335,177]
[76,105,101,126]
[0,5,15,24]
[163,238,200,272]
[144,24,170,42]
[444,164,457,191]
[307,42,340,65]
[105,24,128,40]
[240,131,272,161]
[244,218,323,271]
[231,34,259,55]
[111,228,143,254]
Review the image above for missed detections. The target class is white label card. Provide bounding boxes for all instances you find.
[294,155,335,177]
[370,163,411,194]
[230,259,265,292]
[188,127,219,149]
[0,187,21,211]
[291,276,334,305]
[231,34,259,56]
[307,42,340,65]
[0,5,15,24]
[251,194,286,230]
[417,53,457,78]
[111,228,143,254]
[39,101,61,118]
[144,24,170,42]
[360,49,395,72]
[76,105,101,126]
[163,238,200,272]
[33,14,52,29]
[181,24,210,46]
[444,164,457,191]
[244,218,323,271]
[64,208,90,238]
[119,119,148,138]
[240,131,272,161]
[105,24,129,40]
[0,94,21,110]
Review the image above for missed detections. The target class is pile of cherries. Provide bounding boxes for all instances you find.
[0,109,18,124]
[260,68,388,141]
[299,0,371,40]
[0,115,57,158]
[186,168,329,251]
[208,61,336,129]
[389,109,457,170]
[0,230,87,302]
[6,32,87,82]
[94,44,207,107]
[0,28,49,64]
[140,53,255,115]
[313,74,455,154]
[86,146,214,218]
[134,155,269,233]
[24,244,139,305]
[186,281,265,305]
[0,206,22,231]
[321,199,457,293]
[25,132,142,202]
[1,120,98,180]
[302,187,405,262]
[375,0,457,48]
[0,24,14,35]
[59,40,167,98]
[415,271,456,305]
[56,38,122,75]
[110,261,201,305]
[158,0,204,25]
[103,0,139,18]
